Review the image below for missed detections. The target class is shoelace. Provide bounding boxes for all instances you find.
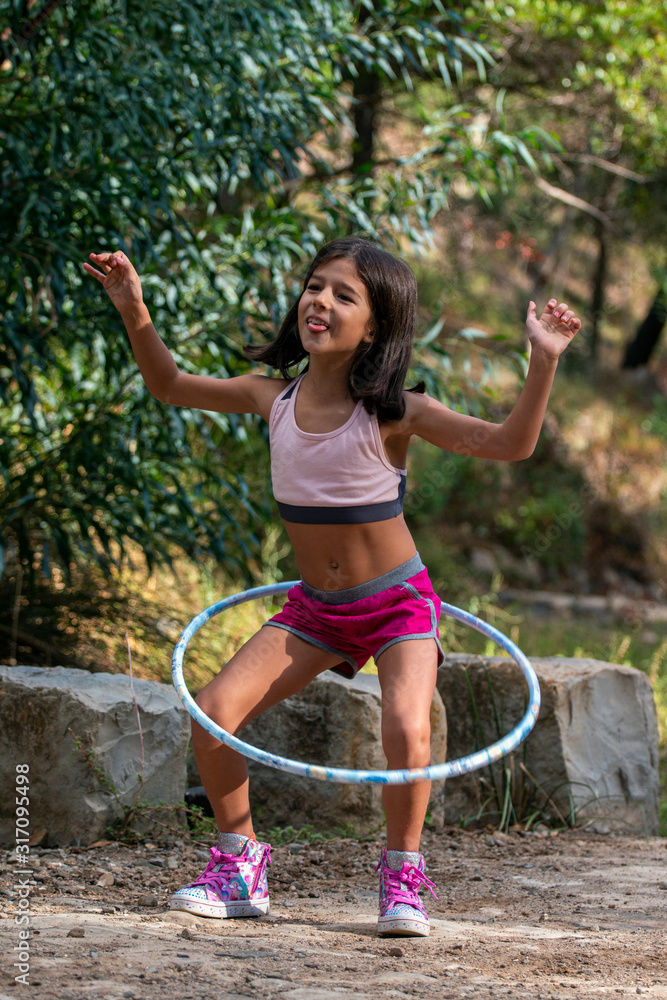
[378,861,438,907]
[192,843,271,895]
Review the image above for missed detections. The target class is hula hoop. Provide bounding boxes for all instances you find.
[172,582,540,785]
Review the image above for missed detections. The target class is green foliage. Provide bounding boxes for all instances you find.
[435,0,667,363]
[255,822,358,845]
[478,0,667,176]
[0,0,562,585]
[642,396,667,441]
[406,425,587,583]
[500,0,667,150]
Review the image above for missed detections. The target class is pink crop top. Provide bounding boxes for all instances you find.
[269,374,407,524]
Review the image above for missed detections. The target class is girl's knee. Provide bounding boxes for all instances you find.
[382,715,431,765]
[194,684,237,732]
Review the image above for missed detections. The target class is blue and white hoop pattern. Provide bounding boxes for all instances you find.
[172,582,540,785]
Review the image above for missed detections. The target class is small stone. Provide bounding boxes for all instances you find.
[96,873,115,888]
[308,891,320,898]
[137,893,158,907]
[288,843,305,854]
[167,858,179,870]
[180,928,194,940]
[387,947,404,957]
[89,949,98,958]
[67,928,85,938]
[491,830,512,845]
[163,910,202,927]
[538,913,549,923]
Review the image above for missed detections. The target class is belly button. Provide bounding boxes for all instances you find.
[330,560,339,569]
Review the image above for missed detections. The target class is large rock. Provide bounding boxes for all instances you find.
[0,666,190,847]
[437,655,660,834]
[191,672,448,832]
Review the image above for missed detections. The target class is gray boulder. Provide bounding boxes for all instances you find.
[189,671,448,832]
[437,655,660,834]
[0,665,190,847]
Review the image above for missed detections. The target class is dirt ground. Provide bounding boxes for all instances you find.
[2,827,666,1000]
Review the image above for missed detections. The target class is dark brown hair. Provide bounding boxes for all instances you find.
[244,237,424,421]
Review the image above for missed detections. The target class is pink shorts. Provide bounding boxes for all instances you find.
[264,554,443,678]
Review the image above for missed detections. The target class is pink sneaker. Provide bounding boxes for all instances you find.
[169,833,271,919]
[377,849,437,937]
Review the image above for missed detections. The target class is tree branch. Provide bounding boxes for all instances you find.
[534,177,612,227]
[561,153,647,184]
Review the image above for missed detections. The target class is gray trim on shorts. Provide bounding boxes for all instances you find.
[262,622,358,676]
[301,552,424,606]
[374,584,444,665]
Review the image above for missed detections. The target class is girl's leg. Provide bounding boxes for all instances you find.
[192,625,341,835]
[375,638,439,852]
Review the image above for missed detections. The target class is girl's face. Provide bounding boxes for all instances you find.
[297,257,375,360]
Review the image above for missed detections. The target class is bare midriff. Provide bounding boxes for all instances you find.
[282,515,418,592]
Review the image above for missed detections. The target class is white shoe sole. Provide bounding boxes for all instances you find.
[378,915,430,937]
[169,896,270,919]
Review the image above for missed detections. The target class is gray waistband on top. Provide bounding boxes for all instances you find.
[301,553,425,605]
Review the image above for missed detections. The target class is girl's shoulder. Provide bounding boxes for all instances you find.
[382,389,432,439]
[250,374,293,421]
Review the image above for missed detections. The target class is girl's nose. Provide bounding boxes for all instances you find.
[312,286,332,309]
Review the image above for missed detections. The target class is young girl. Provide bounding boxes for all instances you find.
[84,237,580,937]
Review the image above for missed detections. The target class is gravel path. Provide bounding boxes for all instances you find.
[2,828,666,999]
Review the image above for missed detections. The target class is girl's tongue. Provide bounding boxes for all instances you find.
[307,319,329,332]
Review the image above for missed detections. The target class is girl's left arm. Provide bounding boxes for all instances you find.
[402,299,581,461]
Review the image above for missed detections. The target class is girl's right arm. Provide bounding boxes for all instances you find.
[82,251,278,419]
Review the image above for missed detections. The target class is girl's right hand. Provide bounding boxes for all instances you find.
[82,251,143,312]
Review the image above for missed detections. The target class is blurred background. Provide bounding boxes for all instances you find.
[1,1,665,824]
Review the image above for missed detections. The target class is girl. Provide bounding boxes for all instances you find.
[84,237,580,937]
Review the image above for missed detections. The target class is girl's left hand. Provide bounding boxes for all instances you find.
[526,299,581,359]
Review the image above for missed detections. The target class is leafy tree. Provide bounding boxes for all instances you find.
[462,0,667,360]
[0,0,553,596]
